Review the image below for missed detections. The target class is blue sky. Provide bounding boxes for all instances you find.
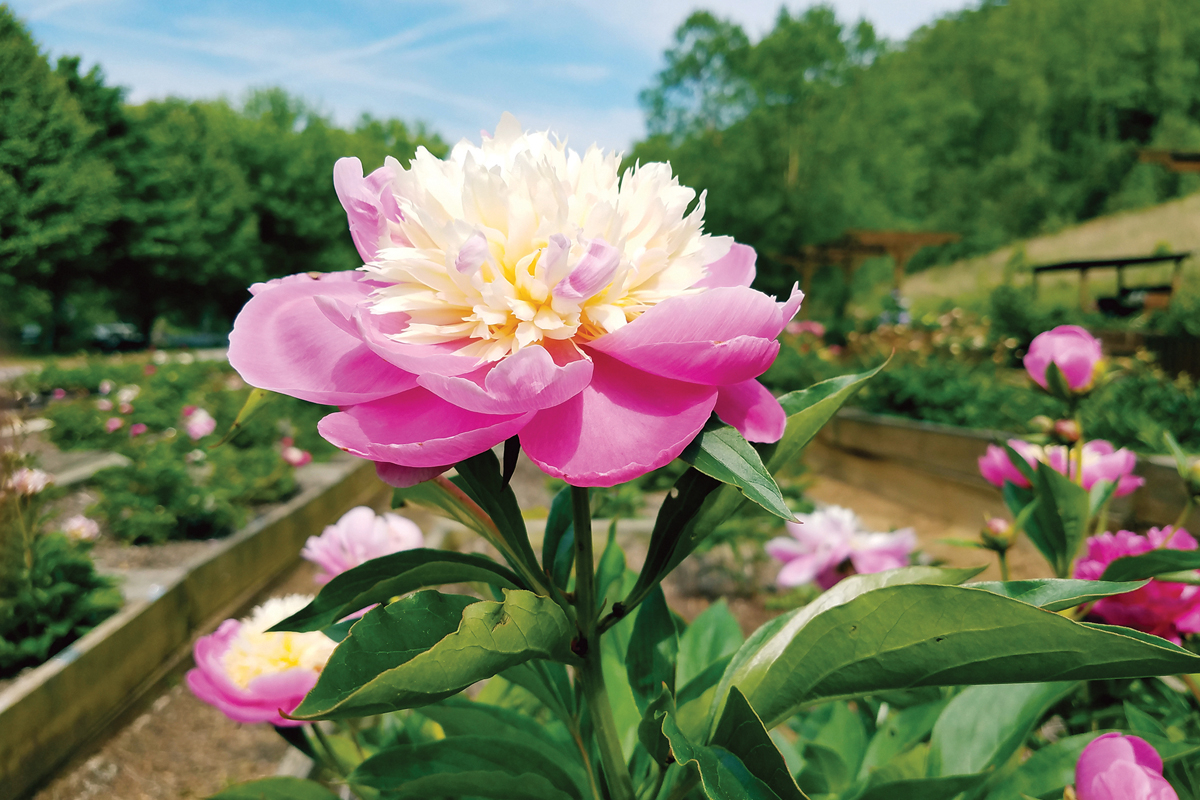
[11,0,971,153]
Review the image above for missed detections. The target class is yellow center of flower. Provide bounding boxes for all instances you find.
[220,595,335,689]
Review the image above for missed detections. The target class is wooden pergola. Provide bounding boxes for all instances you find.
[1138,149,1200,173]
[775,230,961,314]
[1032,252,1192,312]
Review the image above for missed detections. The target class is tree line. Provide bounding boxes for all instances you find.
[0,8,446,352]
[632,0,1200,301]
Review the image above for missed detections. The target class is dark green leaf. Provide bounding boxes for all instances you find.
[723,583,1200,730]
[1032,463,1090,576]
[1101,549,1200,582]
[682,419,794,522]
[208,777,340,799]
[1000,442,1038,487]
[854,774,986,800]
[627,585,678,713]
[499,660,575,722]
[452,450,545,587]
[662,713,781,800]
[293,590,575,720]
[270,549,523,632]
[858,699,948,778]
[965,578,1148,612]
[638,686,677,766]
[677,599,744,690]
[543,485,573,581]
[596,521,627,611]
[211,387,275,448]
[711,688,805,800]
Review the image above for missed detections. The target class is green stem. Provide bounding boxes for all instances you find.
[307,722,345,778]
[571,485,635,800]
[1174,496,1194,534]
[997,549,1010,582]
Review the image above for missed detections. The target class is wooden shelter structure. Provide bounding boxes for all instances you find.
[775,230,961,314]
[1032,252,1192,313]
[1138,149,1200,173]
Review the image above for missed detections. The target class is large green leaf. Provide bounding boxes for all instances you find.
[394,479,513,559]
[662,713,782,800]
[596,521,627,611]
[627,585,678,713]
[351,737,580,800]
[710,688,805,800]
[1032,462,1090,576]
[927,682,1075,777]
[677,598,745,689]
[1101,549,1200,582]
[208,778,340,799]
[452,450,546,588]
[964,579,1148,612]
[499,660,575,721]
[293,590,575,720]
[713,566,983,730]
[858,699,948,779]
[270,549,523,632]
[854,774,985,800]
[542,485,574,585]
[681,418,795,522]
[759,363,887,474]
[721,583,1200,730]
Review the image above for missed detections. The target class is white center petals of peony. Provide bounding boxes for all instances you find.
[220,595,336,689]
[363,113,733,362]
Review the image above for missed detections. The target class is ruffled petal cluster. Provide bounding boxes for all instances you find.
[1075,733,1179,800]
[765,506,916,589]
[301,506,424,584]
[228,116,800,487]
[1074,527,1200,643]
[978,439,1143,497]
[186,595,337,726]
[1024,325,1103,391]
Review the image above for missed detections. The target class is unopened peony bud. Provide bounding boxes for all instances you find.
[1024,326,1104,396]
[1030,415,1055,434]
[1053,419,1081,443]
[129,423,148,437]
[105,417,124,433]
[981,516,1014,550]
[52,388,66,400]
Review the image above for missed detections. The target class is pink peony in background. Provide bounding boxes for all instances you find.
[978,438,1142,497]
[1074,527,1200,643]
[105,417,124,433]
[61,515,100,541]
[8,468,52,495]
[186,595,336,726]
[282,446,312,467]
[227,115,801,488]
[765,505,916,589]
[301,506,424,584]
[978,439,1043,489]
[1024,325,1103,392]
[183,407,218,441]
[1075,733,1178,800]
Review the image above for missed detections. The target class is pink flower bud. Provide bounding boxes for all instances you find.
[52,388,66,400]
[143,364,157,376]
[129,423,148,437]
[119,402,134,414]
[1053,418,1082,443]
[1024,325,1103,393]
[1075,733,1178,800]
[280,436,294,447]
[98,379,114,395]
[105,417,124,433]
[184,409,217,441]
[95,398,113,411]
[985,517,1010,537]
[282,446,312,467]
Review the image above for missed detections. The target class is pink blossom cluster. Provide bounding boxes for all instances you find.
[978,439,1143,497]
[1074,527,1200,644]
[301,506,424,584]
[765,506,916,590]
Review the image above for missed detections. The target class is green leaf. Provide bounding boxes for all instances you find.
[713,566,983,730]
[543,485,574,583]
[1000,442,1039,487]
[211,387,275,448]
[759,362,887,474]
[1032,463,1091,576]
[1044,361,1073,401]
[681,418,795,522]
[638,686,677,766]
[351,738,580,800]
[293,590,575,720]
[1088,478,1119,518]
[859,699,948,778]
[394,479,514,559]
[627,585,678,713]
[722,583,1200,730]
[499,660,575,722]
[677,599,744,689]
[596,521,627,611]
[854,774,985,800]
[662,713,782,800]
[208,777,340,799]
[452,450,545,587]
[270,549,524,632]
[710,688,805,800]
[675,655,736,742]
[1165,431,1191,479]
[927,682,1075,777]
[1101,549,1200,582]
[964,578,1148,612]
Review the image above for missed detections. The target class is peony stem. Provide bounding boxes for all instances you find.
[997,550,1010,582]
[571,485,635,800]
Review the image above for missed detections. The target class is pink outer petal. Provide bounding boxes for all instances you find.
[1024,325,1102,390]
[318,387,534,468]
[692,243,757,289]
[520,352,717,487]
[229,271,418,405]
[775,554,827,588]
[417,345,593,414]
[333,157,403,262]
[586,286,783,385]
[715,380,785,443]
[375,460,449,488]
[354,306,483,378]
[1077,733,1175,800]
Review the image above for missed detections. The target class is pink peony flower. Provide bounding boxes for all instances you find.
[105,417,124,433]
[280,436,294,447]
[765,506,916,590]
[129,422,148,437]
[978,439,1043,489]
[227,115,801,488]
[8,468,52,495]
[1075,733,1178,800]
[184,408,217,441]
[186,595,336,726]
[118,402,134,414]
[95,398,113,411]
[1024,325,1103,392]
[282,446,312,467]
[302,506,424,584]
[1075,527,1200,643]
[1045,440,1144,497]
[98,379,114,395]
[116,385,140,404]
[61,515,100,541]
[52,388,66,400]
[143,364,157,376]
